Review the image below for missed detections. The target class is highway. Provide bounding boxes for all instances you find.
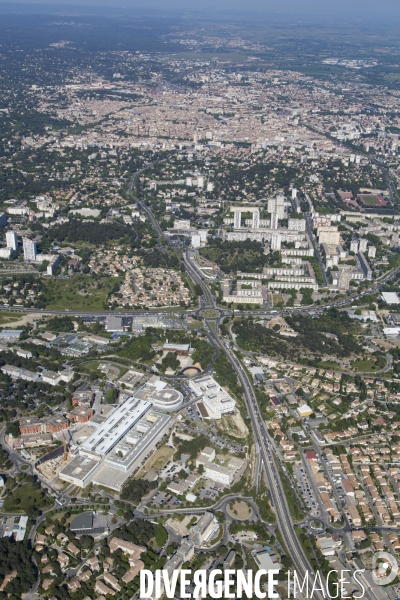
[3,169,399,598]
[305,209,328,287]
[115,196,400,599]
[208,327,325,600]
[157,209,326,597]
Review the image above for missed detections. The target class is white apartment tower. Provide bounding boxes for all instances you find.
[268,196,285,228]
[6,231,18,251]
[358,238,368,252]
[350,240,359,254]
[252,210,260,230]
[234,210,241,229]
[271,234,282,251]
[23,238,37,261]
[270,211,279,230]
[267,198,275,214]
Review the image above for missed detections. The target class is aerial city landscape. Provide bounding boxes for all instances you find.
[2,1,400,599]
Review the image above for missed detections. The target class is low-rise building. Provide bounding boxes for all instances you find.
[162,343,190,356]
[188,375,236,419]
[109,537,145,565]
[204,462,233,486]
[95,580,116,597]
[57,553,69,568]
[68,407,94,423]
[104,573,121,592]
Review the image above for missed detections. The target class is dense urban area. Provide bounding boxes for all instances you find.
[2,5,400,600]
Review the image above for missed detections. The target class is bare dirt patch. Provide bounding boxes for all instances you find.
[166,515,200,537]
[0,312,40,327]
[142,445,175,472]
[216,412,249,439]
[227,500,253,520]
[373,338,400,351]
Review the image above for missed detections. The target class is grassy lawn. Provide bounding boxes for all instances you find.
[78,360,127,379]
[317,360,341,370]
[187,319,204,329]
[3,482,54,513]
[360,195,383,206]
[200,309,220,318]
[44,275,120,311]
[208,321,217,334]
[351,358,383,372]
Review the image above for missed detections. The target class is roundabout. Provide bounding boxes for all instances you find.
[199,309,221,319]
[227,500,253,521]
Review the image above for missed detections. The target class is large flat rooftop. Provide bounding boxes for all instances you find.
[80,396,150,456]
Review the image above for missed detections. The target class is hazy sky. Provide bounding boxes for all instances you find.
[1,0,399,18]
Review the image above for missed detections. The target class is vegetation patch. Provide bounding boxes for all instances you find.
[233,309,362,363]
[43,219,139,246]
[174,434,212,461]
[351,358,386,372]
[0,538,37,597]
[3,478,54,516]
[120,478,158,504]
[200,239,269,274]
[42,275,120,310]
[200,309,220,318]
[118,330,157,362]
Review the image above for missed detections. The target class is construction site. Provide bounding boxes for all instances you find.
[36,433,72,484]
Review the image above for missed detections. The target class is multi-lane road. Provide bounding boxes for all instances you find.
[132,199,400,599]
[177,226,326,597]
[2,179,399,596]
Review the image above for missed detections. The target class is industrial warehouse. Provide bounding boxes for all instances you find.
[59,383,180,489]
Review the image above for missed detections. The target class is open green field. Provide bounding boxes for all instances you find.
[3,482,54,513]
[351,358,384,372]
[317,360,341,370]
[78,360,128,380]
[44,275,120,310]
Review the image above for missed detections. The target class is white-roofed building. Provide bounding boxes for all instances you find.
[59,391,172,489]
[382,292,400,305]
[188,375,236,419]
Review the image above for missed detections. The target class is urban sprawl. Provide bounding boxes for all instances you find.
[1,10,400,600]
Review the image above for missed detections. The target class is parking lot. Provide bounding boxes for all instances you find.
[159,459,189,480]
[293,463,320,517]
[231,531,258,543]
[152,491,181,507]
[199,480,225,501]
